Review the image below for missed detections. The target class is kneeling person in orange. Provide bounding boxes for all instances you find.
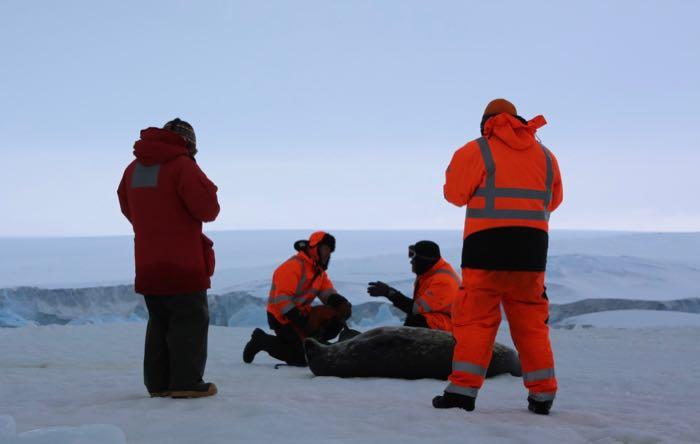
[433,99,563,414]
[242,232,352,366]
[367,241,460,331]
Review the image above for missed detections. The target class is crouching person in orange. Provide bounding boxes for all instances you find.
[432,99,563,415]
[367,241,460,331]
[242,232,352,366]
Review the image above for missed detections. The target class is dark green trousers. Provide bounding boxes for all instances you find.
[143,291,209,392]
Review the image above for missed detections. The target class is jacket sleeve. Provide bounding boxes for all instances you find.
[443,143,484,207]
[548,151,563,213]
[317,275,337,304]
[387,290,414,315]
[117,171,132,223]
[177,160,220,222]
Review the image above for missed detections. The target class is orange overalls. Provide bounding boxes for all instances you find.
[443,113,563,402]
[412,258,461,332]
[267,251,337,336]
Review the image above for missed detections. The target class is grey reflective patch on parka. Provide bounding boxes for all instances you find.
[131,163,160,188]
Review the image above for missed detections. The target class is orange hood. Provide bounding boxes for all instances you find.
[483,113,547,151]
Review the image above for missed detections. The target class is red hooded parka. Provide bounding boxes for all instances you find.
[117,128,220,295]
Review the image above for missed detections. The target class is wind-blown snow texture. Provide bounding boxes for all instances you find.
[1,324,699,443]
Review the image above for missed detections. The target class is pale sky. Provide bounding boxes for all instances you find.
[1,1,698,236]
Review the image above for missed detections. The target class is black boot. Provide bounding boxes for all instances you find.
[432,392,475,411]
[527,396,553,415]
[243,328,265,363]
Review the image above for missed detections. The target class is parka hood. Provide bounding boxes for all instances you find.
[483,113,547,151]
[133,127,189,166]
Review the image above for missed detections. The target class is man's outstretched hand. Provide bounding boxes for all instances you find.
[367,281,398,298]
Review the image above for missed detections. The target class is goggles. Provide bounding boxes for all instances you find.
[408,244,439,261]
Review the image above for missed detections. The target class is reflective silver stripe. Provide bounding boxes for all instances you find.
[413,298,432,314]
[467,208,548,220]
[445,383,479,398]
[529,391,556,402]
[269,284,276,295]
[432,269,462,286]
[280,302,296,314]
[292,257,307,297]
[523,368,555,382]
[131,163,160,188]
[473,187,547,200]
[467,138,551,222]
[476,137,496,211]
[452,361,488,377]
[269,295,295,304]
[541,143,553,221]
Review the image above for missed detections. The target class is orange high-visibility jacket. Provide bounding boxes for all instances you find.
[444,114,563,271]
[413,258,462,331]
[267,252,337,325]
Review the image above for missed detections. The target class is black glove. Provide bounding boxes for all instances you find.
[327,293,352,321]
[367,281,399,298]
[368,282,412,315]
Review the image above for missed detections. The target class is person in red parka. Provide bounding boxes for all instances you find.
[117,118,220,399]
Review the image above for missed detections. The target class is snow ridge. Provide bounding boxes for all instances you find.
[2,285,699,329]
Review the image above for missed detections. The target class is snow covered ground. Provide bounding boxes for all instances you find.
[1,323,699,444]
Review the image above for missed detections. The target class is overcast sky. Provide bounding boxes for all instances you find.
[1,1,698,237]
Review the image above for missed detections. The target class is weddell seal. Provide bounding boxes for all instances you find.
[304,326,522,380]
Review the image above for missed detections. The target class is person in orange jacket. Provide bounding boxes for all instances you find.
[367,241,461,332]
[242,231,352,366]
[432,99,563,415]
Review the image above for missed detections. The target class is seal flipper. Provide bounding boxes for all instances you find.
[304,337,328,376]
[338,327,362,342]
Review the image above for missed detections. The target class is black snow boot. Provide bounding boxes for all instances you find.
[432,392,476,411]
[527,396,553,415]
[243,328,266,363]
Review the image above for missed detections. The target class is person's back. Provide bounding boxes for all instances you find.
[434,99,563,415]
[117,118,220,399]
[119,126,219,294]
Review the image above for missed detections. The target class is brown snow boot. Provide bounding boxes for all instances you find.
[170,382,218,399]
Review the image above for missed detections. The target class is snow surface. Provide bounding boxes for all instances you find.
[0,415,126,444]
[560,310,700,328]
[1,323,699,443]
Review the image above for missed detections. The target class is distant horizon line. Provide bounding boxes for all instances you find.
[1,227,699,240]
